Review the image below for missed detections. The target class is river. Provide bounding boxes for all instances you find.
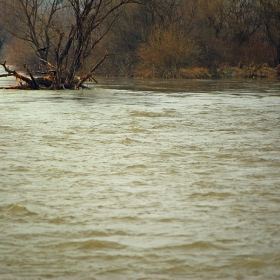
[0,78,280,280]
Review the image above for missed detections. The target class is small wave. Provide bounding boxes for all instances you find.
[8,204,38,216]
[100,130,116,134]
[120,137,141,144]
[181,241,225,251]
[113,216,140,222]
[55,239,126,251]
[86,229,129,237]
[48,217,65,224]
[129,110,166,118]
[126,164,147,169]
[131,180,146,186]
[270,198,280,203]
[9,165,29,172]
[106,229,129,236]
[159,152,183,157]
[188,192,233,199]
[159,264,192,274]
[234,256,268,270]
[128,127,149,133]
[155,241,225,251]
[78,239,126,250]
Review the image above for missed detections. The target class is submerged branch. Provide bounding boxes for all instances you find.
[0,73,13,78]
[0,61,50,89]
[0,61,32,85]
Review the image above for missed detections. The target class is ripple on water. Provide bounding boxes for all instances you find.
[188,191,235,199]
[154,241,227,252]
[0,81,280,279]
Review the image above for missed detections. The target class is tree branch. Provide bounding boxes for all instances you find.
[76,51,109,88]
[0,61,32,85]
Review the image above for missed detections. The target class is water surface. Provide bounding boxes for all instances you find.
[1,78,280,279]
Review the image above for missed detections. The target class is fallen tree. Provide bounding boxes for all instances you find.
[0,52,108,90]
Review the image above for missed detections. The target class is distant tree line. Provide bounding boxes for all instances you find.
[0,0,280,79]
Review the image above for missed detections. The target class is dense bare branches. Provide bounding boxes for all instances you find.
[65,0,146,85]
[0,0,66,63]
[0,0,146,88]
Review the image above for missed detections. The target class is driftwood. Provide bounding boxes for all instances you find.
[0,52,108,90]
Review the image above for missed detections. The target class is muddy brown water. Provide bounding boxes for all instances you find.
[1,78,280,279]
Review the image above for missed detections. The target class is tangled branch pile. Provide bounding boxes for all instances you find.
[0,52,108,90]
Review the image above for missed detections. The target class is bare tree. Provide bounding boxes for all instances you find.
[0,0,66,63]
[1,0,146,89]
[59,0,146,88]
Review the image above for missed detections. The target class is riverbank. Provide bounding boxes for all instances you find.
[121,63,278,80]
[178,64,278,79]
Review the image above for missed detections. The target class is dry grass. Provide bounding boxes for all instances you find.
[218,63,277,79]
[176,64,277,80]
[179,67,210,79]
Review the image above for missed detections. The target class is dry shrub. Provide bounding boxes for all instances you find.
[179,67,210,79]
[179,63,276,80]
[217,63,276,79]
[236,63,276,78]
[136,27,199,78]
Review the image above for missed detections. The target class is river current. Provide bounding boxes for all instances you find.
[0,78,280,280]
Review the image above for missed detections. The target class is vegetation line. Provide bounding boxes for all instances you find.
[0,0,280,89]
